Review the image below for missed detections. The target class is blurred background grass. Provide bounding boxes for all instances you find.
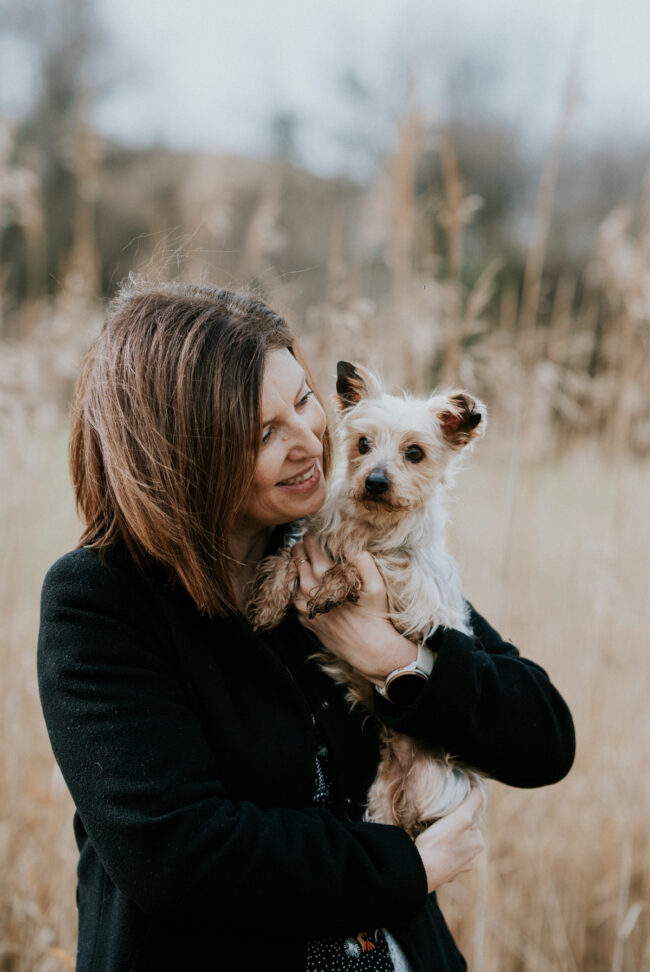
[1,0,649,968]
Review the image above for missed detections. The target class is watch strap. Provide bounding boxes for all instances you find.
[375,643,434,700]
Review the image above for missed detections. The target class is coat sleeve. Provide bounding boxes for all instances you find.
[372,603,575,788]
[37,550,427,935]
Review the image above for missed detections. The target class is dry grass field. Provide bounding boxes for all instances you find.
[1,422,648,971]
[1,53,648,966]
[442,445,650,972]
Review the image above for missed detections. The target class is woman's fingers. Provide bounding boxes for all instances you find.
[462,785,485,822]
[302,533,334,580]
[439,786,485,833]
[291,536,334,607]
[293,541,383,599]
[349,550,385,598]
[414,786,486,893]
[291,542,319,603]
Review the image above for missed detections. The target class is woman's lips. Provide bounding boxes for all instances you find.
[277,461,321,492]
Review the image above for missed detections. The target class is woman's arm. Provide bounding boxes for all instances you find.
[37,550,427,936]
[292,540,575,789]
[373,602,576,787]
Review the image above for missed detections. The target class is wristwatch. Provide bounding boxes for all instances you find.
[375,643,435,705]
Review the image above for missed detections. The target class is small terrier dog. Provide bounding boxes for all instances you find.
[247,361,486,837]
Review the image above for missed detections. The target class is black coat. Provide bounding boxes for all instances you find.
[37,543,575,971]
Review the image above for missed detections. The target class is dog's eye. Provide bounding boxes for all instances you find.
[405,445,424,463]
[358,436,371,455]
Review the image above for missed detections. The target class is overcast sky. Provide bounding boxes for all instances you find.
[1,0,649,177]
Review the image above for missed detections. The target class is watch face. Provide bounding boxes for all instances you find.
[386,671,427,706]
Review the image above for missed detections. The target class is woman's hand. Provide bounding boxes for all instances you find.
[414,788,485,893]
[291,536,417,687]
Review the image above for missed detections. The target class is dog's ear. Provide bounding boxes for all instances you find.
[335,361,381,411]
[432,392,486,448]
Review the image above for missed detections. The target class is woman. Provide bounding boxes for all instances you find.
[38,281,575,971]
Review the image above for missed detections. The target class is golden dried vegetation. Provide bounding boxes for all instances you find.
[0,82,649,969]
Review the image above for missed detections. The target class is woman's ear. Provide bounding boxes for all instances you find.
[431,392,487,448]
[334,361,382,412]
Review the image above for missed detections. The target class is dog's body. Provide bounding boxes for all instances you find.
[248,362,486,837]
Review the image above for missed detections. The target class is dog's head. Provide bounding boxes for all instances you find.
[333,361,486,517]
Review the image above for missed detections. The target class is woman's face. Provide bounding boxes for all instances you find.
[235,348,327,532]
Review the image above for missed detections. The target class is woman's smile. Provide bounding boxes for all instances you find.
[277,460,322,489]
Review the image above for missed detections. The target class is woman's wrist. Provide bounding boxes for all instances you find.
[361,628,419,689]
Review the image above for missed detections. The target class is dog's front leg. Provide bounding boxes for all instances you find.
[306,560,362,619]
[247,549,300,630]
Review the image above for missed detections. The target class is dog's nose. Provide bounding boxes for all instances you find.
[364,470,390,496]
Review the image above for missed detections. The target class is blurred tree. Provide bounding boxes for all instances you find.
[0,0,114,305]
[0,116,43,316]
[269,110,300,165]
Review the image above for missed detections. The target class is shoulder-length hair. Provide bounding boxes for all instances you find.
[70,279,332,617]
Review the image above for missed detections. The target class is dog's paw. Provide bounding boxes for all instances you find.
[247,600,288,631]
[307,590,342,620]
[306,561,362,619]
[246,552,299,630]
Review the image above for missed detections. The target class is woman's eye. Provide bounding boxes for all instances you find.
[358,436,371,454]
[262,390,312,445]
[405,445,424,463]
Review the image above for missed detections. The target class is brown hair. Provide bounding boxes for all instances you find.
[70,279,331,617]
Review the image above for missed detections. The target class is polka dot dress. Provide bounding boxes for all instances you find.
[305,718,413,972]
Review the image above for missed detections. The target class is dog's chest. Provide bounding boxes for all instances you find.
[316,505,470,636]
[374,547,469,638]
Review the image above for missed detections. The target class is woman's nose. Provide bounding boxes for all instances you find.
[287,412,324,459]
